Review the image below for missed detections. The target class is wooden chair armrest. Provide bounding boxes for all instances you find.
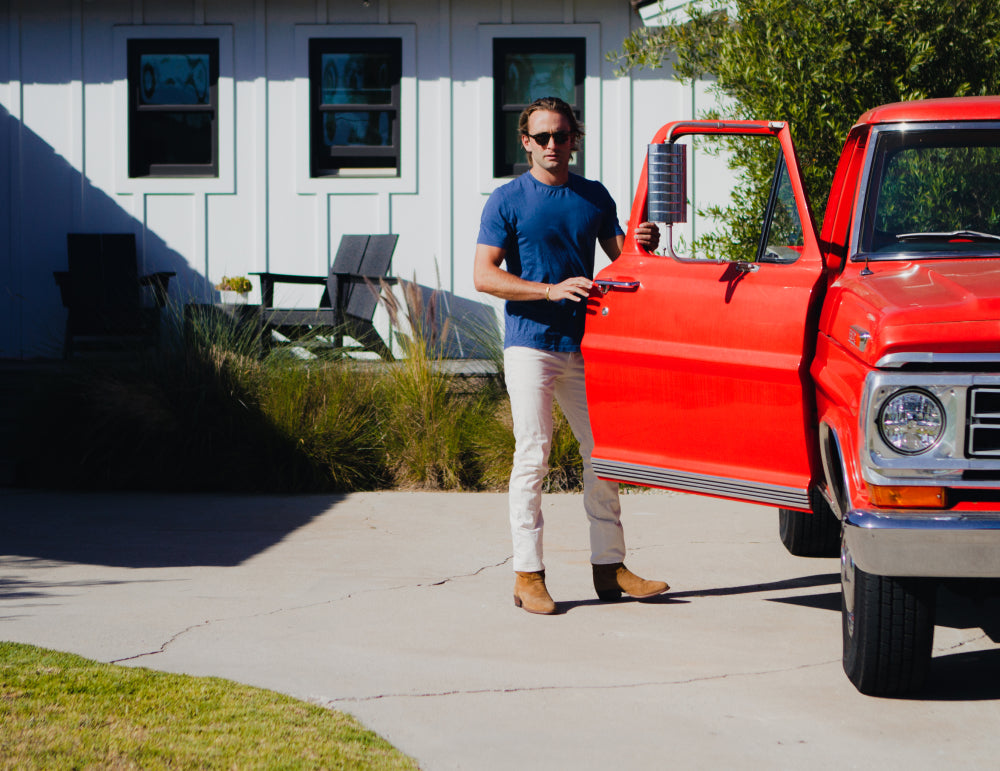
[332,273,398,284]
[140,272,176,307]
[250,271,328,285]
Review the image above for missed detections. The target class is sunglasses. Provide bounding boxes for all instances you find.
[526,131,574,146]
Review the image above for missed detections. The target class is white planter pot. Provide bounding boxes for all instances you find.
[219,290,249,305]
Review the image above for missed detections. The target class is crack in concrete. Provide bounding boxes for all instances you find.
[110,621,211,664]
[938,630,991,654]
[313,659,840,706]
[107,557,513,663]
[420,556,512,587]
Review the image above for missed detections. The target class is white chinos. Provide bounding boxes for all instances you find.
[504,346,626,573]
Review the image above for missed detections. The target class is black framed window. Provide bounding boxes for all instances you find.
[309,38,402,177]
[493,38,585,177]
[128,38,219,177]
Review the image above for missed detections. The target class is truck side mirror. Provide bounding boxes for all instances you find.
[647,142,686,259]
[647,142,687,225]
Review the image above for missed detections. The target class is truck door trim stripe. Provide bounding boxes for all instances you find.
[593,458,811,510]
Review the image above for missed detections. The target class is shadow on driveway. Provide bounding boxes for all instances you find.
[0,491,342,568]
[919,647,1000,701]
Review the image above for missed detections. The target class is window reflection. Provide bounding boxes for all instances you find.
[139,54,210,105]
[320,53,393,106]
[129,39,218,177]
[309,38,401,175]
[323,111,393,147]
[503,53,575,104]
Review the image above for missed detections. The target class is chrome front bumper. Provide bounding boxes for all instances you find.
[843,509,1000,577]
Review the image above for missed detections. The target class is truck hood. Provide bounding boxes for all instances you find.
[824,259,1000,365]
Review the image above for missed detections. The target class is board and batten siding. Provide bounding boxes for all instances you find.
[0,0,710,359]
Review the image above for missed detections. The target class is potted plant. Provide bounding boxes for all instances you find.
[216,275,253,304]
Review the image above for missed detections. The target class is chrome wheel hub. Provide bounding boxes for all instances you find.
[841,533,856,638]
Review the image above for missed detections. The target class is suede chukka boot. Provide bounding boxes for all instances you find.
[593,562,669,601]
[514,570,557,615]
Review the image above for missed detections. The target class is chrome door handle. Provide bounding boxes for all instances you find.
[594,279,640,295]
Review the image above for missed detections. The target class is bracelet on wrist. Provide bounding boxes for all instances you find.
[545,285,551,301]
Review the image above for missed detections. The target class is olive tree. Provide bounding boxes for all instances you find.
[611,0,1000,258]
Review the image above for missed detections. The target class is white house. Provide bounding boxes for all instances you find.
[0,0,720,359]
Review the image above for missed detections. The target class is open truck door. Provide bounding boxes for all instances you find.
[583,121,827,512]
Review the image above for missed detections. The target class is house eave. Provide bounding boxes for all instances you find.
[631,1,697,27]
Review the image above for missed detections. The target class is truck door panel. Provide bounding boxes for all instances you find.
[583,124,825,509]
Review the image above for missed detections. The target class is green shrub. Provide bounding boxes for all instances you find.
[610,0,1000,259]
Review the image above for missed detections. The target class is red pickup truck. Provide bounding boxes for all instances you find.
[583,97,1000,696]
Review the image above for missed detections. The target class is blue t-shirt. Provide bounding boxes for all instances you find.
[477,172,624,351]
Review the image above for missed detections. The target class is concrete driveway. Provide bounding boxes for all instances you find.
[3,489,1000,769]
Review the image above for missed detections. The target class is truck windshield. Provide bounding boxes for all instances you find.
[858,127,1000,259]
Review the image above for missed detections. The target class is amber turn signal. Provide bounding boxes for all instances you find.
[866,484,947,508]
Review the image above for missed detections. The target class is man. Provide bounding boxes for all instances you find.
[474,96,668,615]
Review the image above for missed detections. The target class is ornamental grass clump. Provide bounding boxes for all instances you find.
[257,362,389,492]
[376,279,495,489]
[181,304,386,491]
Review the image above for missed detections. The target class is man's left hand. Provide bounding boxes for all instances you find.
[634,222,660,251]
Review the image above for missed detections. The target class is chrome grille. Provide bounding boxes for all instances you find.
[968,388,1000,456]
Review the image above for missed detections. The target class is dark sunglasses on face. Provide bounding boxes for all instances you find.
[526,131,573,146]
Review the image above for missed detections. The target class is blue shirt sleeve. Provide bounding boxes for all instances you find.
[477,190,512,249]
[589,179,625,242]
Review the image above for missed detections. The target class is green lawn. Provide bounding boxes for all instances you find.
[0,642,419,770]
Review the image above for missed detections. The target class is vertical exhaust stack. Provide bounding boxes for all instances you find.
[646,142,687,258]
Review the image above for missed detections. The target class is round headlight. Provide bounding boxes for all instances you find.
[878,389,945,454]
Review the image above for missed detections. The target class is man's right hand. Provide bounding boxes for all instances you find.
[547,277,593,302]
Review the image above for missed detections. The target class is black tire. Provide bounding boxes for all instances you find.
[778,494,840,557]
[841,540,936,696]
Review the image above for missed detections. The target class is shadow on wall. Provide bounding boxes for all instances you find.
[410,284,501,360]
[0,104,210,359]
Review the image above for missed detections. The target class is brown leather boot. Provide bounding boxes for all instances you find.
[593,563,669,601]
[513,571,557,615]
